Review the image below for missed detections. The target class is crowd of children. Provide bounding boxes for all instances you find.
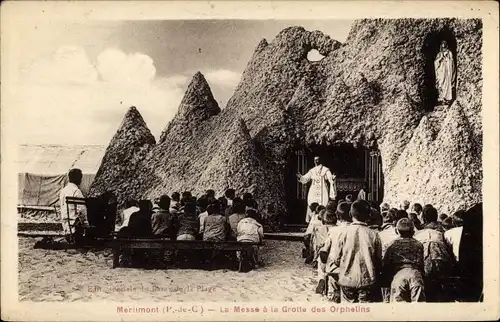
[59,169,481,299]
[115,189,265,269]
[303,198,483,303]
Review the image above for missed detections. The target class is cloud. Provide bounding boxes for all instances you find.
[23,46,98,85]
[204,69,242,88]
[14,48,245,145]
[96,49,156,84]
[202,69,242,108]
[14,47,187,145]
[153,75,190,90]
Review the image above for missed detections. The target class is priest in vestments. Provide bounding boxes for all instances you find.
[297,156,337,223]
[434,40,456,105]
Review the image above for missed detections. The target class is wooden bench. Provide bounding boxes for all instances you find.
[18,231,65,238]
[98,237,263,272]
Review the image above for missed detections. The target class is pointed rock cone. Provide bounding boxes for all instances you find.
[94,21,481,220]
[254,38,269,56]
[159,72,220,143]
[89,106,156,205]
[196,117,265,200]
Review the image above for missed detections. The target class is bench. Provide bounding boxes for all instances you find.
[18,231,65,238]
[98,237,263,272]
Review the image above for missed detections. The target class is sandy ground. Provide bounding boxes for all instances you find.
[18,238,325,302]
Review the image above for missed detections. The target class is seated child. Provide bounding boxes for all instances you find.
[380,209,400,257]
[438,213,448,222]
[383,218,426,302]
[335,202,352,227]
[151,195,176,239]
[115,199,139,231]
[408,212,422,230]
[198,202,212,236]
[228,201,247,240]
[303,202,319,263]
[128,200,153,238]
[176,201,199,240]
[319,203,349,302]
[312,208,328,264]
[202,202,228,242]
[314,210,337,298]
[308,206,326,263]
[325,199,338,214]
[316,205,326,214]
[444,211,464,262]
[414,206,455,302]
[218,196,228,218]
[237,208,264,269]
[442,216,456,231]
[368,208,383,231]
[127,200,154,266]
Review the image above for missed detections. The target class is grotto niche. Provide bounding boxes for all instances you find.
[283,142,384,225]
[421,28,458,111]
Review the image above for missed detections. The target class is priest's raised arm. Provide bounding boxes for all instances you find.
[297,170,312,185]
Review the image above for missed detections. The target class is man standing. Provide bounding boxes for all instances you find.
[297,156,336,223]
[59,168,88,241]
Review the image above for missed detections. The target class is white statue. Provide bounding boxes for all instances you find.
[434,41,456,105]
[296,156,336,223]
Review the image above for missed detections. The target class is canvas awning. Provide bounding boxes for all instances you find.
[16,144,106,208]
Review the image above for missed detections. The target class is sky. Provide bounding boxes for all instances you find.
[10,19,353,145]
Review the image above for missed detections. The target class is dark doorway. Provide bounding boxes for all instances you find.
[421,27,457,111]
[283,143,384,224]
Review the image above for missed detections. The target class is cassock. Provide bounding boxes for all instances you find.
[434,48,456,102]
[299,165,336,223]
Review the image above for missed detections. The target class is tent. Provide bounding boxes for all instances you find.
[17,144,106,218]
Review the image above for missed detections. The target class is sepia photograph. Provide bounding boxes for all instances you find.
[1,1,499,321]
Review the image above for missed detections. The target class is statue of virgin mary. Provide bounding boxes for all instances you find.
[434,40,456,105]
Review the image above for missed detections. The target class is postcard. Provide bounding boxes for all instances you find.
[1,1,499,321]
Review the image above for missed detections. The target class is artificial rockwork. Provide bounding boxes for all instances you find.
[92,18,482,216]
